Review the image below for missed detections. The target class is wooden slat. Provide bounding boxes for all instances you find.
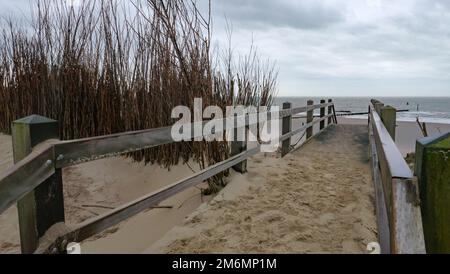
[391,178,426,254]
[54,105,333,168]
[370,107,412,179]
[369,121,391,254]
[54,125,176,168]
[369,102,425,254]
[281,102,292,157]
[38,146,261,253]
[0,104,334,215]
[0,143,55,215]
[54,117,244,168]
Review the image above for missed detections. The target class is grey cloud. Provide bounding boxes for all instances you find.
[212,0,344,30]
[1,0,449,96]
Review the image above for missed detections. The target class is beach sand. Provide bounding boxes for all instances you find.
[1,118,449,254]
[0,132,213,254]
[146,125,378,254]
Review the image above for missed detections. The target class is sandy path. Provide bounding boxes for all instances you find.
[147,125,378,254]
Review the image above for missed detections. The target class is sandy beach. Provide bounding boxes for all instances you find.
[1,118,449,254]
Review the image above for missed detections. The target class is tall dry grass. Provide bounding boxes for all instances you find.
[0,0,277,192]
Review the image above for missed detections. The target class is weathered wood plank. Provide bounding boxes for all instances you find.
[369,122,391,254]
[12,116,65,254]
[370,102,425,254]
[281,102,292,157]
[231,115,248,173]
[54,104,334,169]
[320,100,326,130]
[328,99,333,125]
[370,108,412,179]
[0,144,55,215]
[38,146,261,253]
[380,106,397,141]
[306,100,314,139]
[0,103,335,215]
[391,178,426,254]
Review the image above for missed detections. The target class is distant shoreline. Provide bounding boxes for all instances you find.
[275,97,450,127]
[339,117,450,156]
[342,115,450,125]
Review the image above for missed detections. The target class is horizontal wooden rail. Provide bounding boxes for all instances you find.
[37,146,261,253]
[279,114,334,142]
[370,107,412,179]
[0,142,56,215]
[55,103,332,169]
[369,103,425,254]
[37,110,336,254]
[0,100,337,254]
[369,118,391,254]
[0,103,333,215]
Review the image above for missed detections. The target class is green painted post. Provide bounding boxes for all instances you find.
[306,100,314,139]
[415,132,450,254]
[12,115,64,254]
[380,105,397,141]
[281,102,292,157]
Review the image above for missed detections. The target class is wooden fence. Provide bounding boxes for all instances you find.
[368,99,426,254]
[0,99,337,254]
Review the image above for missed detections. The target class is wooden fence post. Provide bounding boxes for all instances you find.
[380,106,397,141]
[328,99,333,125]
[281,102,292,157]
[415,132,450,254]
[320,99,326,130]
[306,100,314,139]
[373,100,385,115]
[12,115,64,254]
[231,114,247,173]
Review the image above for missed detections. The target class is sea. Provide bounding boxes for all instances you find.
[274,97,450,124]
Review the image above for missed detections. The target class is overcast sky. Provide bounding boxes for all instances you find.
[1,0,450,97]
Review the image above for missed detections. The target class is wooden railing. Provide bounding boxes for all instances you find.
[368,99,426,254]
[0,99,337,254]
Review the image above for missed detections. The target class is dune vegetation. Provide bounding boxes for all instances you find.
[0,0,277,192]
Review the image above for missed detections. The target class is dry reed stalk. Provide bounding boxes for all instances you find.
[0,0,278,192]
